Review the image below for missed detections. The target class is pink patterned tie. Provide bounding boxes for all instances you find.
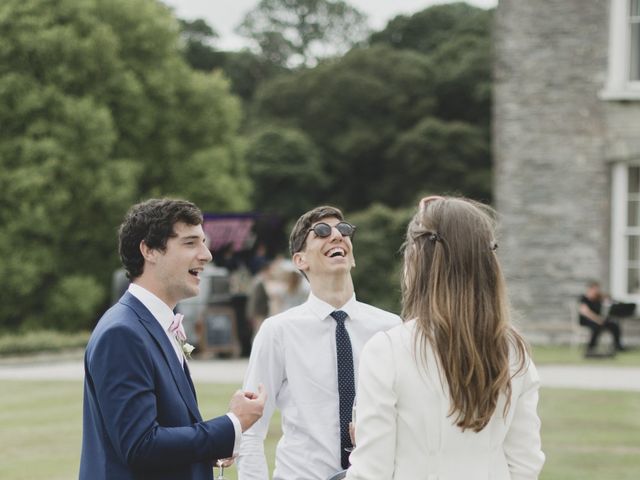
[169,313,187,342]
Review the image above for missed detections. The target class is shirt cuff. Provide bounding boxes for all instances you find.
[226,412,242,456]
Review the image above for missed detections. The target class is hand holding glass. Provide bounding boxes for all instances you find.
[216,459,226,480]
[345,397,357,452]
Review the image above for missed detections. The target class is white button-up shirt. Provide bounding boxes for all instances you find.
[128,283,242,453]
[237,292,401,480]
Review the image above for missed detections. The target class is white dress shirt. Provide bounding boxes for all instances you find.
[237,292,401,480]
[127,283,242,453]
[346,320,545,480]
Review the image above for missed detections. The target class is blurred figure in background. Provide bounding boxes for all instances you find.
[579,280,626,357]
[267,259,310,314]
[245,258,272,337]
[278,260,310,312]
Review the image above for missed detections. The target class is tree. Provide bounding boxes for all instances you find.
[369,2,491,55]
[221,50,290,102]
[236,0,370,67]
[247,3,493,210]
[252,45,438,208]
[0,0,250,331]
[178,18,225,72]
[386,117,491,202]
[176,17,289,104]
[245,126,327,218]
[370,3,493,125]
[348,204,413,312]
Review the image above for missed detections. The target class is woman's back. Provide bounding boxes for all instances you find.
[346,197,544,480]
[347,321,544,480]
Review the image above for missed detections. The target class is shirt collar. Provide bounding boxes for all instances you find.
[307,291,359,321]
[128,283,176,332]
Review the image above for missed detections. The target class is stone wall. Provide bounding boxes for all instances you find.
[493,0,611,340]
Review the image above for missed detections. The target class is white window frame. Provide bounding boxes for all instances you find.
[610,162,640,301]
[601,0,640,100]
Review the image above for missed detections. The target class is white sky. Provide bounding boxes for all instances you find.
[162,0,498,50]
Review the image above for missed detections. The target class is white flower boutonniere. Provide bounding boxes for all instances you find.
[182,342,195,358]
[170,313,195,359]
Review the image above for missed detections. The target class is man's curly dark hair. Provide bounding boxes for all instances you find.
[118,198,203,279]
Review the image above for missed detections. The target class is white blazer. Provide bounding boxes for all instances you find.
[346,320,545,480]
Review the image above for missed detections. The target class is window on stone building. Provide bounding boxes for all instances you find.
[626,166,640,292]
[631,0,640,81]
[610,163,640,298]
[602,0,640,99]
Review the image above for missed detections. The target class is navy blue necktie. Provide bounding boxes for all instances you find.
[331,310,355,469]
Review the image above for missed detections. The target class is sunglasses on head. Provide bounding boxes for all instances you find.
[306,221,356,239]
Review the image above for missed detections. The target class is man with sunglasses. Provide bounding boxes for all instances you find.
[237,206,401,480]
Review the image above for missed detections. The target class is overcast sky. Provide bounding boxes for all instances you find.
[162,0,498,50]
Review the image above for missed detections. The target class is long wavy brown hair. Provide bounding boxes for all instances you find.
[401,196,528,432]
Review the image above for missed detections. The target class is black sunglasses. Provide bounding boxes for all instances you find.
[306,221,356,239]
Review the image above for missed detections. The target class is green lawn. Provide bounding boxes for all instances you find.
[0,381,639,480]
[539,389,640,480]
[532,344,640,365]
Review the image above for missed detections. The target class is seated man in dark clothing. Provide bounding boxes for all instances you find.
[579,281,626,356]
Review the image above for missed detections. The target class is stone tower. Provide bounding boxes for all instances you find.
[494,0,640,341]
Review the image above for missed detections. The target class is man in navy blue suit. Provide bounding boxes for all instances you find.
[80,198,266,480]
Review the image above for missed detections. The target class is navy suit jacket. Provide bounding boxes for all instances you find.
[79,292,235,480]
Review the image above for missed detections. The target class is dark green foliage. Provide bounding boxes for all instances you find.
[371,2,493,126]
[253,45,439,209]
[220,50,290,102]
[250,2,493,214]
[0,0,249,331]
[40,276,105,330]
[348,204,414,313]
[179,18,226,72]
[177,16,289,104]
[387,117,491,202]
[245,126,327,218]
[370,2,491,54]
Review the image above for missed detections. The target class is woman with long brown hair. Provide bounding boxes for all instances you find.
[345,196,545,480]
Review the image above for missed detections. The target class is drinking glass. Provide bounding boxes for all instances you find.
[344,396,357,452]
[216,459,226,480]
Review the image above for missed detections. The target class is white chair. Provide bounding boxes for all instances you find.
[567,299,589,348]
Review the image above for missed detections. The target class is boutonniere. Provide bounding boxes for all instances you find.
[182,342,195,358]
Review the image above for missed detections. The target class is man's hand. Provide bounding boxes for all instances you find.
[229,384,266,432]
[213,457,235,468]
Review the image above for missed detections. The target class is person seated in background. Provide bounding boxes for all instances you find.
[245,258,272,337]
[579,280,626,357]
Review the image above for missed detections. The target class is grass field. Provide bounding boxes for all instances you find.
[531,344,640,365]
[1,380,639,480]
